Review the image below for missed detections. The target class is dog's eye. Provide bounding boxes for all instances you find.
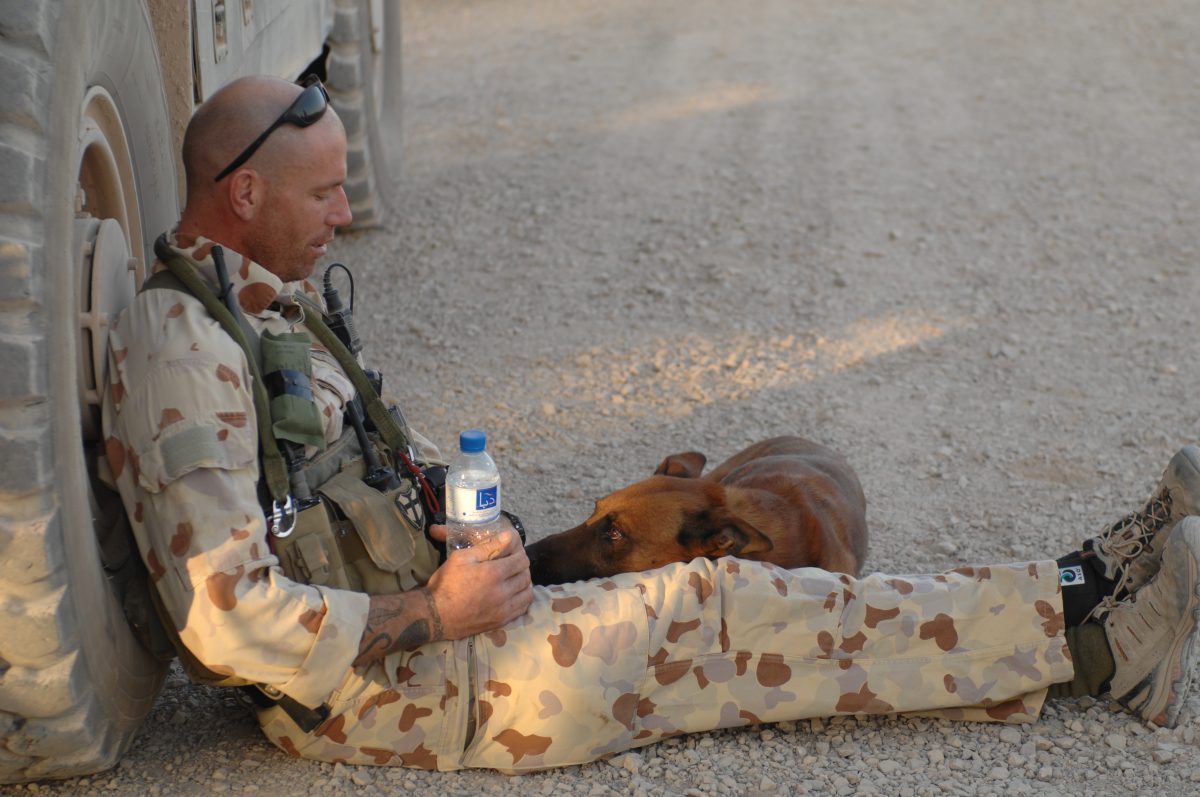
[603,523,625,542]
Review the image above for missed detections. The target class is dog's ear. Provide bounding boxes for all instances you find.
[680,508,774,559]
[655,451,707,478]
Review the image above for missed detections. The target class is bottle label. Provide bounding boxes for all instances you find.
[447,483,501,524]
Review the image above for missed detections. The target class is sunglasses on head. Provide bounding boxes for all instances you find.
[214,75,330,182]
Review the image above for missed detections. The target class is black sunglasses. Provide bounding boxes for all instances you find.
[214,76,330,182]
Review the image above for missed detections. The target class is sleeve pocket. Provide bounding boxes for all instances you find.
[135,418,258,493]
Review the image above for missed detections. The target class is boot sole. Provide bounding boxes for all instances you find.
[1117,520,1200,727]
[1166,445,1200,516]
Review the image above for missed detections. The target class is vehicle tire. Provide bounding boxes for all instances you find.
[0,0,177,783]
[327,0,403,228]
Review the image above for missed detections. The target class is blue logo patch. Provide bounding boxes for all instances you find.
[1059,565,1085,586]
[475,485,498,512]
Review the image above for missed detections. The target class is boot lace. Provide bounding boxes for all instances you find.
[1095,488,1173,595]
[1084,593,1122,624]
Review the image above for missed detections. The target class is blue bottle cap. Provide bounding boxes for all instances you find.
[459,429,487,453]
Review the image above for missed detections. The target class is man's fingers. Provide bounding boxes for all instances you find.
[503,583,535,623]
[466,530,510,560]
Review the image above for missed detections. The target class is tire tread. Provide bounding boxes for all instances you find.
[0,0,167,783]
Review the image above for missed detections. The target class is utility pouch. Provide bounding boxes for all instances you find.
[272,448,441,594]
[260,330,325,451]
[273,499,353,590]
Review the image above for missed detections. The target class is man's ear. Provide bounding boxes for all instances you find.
[654,451,707,478]
[679,508,773,559]
[226,169,264,222]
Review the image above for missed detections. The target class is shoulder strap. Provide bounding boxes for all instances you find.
[148,237,291,505]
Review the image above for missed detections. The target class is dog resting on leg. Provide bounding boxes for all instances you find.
[526,436,867,585]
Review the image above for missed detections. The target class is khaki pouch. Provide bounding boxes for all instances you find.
[273,459,441,595]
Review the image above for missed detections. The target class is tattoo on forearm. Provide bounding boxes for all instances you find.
[355,588,445,667]
[395,618,433,651]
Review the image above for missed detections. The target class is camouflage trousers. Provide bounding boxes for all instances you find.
[257,557,1072,773]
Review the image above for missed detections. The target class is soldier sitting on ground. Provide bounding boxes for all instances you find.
[101,74,1200,772]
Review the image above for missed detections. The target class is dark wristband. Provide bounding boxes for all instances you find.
[500,510,526,545]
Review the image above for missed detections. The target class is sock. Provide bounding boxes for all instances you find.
[1055,549,1117,627]
[1046,623,1116,699]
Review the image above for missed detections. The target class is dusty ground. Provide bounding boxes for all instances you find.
[18,0,1200,795]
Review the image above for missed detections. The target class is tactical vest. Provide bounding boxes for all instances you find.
[140,238,442,698]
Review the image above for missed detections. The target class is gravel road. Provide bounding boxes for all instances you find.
[16,1,1200,795]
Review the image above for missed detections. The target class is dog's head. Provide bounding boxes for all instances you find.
[526,456,774,585]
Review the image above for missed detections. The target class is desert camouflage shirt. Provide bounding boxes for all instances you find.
[102,231,385,708]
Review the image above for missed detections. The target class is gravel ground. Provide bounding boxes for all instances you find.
[14,1,1200,795]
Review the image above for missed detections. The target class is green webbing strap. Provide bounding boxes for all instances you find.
[148,238,291,504]
[291,293,413,455]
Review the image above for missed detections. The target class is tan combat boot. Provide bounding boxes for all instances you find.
[1100,517,1200,727]
[1087,445,1200,599]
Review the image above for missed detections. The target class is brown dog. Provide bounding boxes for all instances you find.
[525,436,867,585]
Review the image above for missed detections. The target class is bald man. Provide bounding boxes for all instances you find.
[102,75,1200,774]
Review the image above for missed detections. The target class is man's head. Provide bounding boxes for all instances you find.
[179,76,353,282]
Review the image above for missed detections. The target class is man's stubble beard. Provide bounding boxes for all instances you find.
[247,215,316,284]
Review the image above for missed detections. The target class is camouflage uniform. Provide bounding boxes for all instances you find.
[104,232,1074,773]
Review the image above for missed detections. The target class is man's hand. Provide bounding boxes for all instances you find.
[352,529,533,667]
[428,529,533,639]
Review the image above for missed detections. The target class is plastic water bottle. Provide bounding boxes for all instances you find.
[445,429,504,550]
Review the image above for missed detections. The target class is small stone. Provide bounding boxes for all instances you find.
[878,760,901,774]
[540,401,556,416]
[928,749,944,765]
[1105,734,1127,750]
[1038,767,1053,781]
[759,775,778,792]
[999,727,1021,744]
[1152,750,1175,764]
[987,766,1009,780]
[350,770,373,787]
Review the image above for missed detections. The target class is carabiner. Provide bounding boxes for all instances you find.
[270,495,298,538]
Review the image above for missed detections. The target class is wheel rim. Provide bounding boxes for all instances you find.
[71,85,146,577]
[73,86,145,445]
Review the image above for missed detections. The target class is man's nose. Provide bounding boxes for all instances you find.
[331,186,353,227]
